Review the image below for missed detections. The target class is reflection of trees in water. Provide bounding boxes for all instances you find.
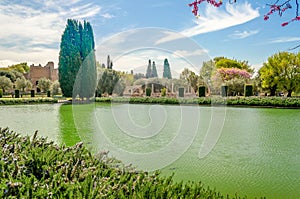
[59,104,80,146]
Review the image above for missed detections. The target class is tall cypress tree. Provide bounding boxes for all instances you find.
[59,19,97,99]
[75,21,97,99]
[107,55,113,69]
[152,61,158,78]
[146,59,152,78]
[58,19,82,97]
[163,58,172,79]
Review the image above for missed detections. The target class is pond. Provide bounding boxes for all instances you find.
[0,103,299,198]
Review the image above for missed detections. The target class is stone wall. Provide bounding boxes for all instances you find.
[28,61,58,87]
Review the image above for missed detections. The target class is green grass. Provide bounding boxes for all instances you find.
[0,128,258,198]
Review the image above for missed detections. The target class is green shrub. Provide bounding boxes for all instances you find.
[198,86,206,97]
[0,98,58,105]
[15,90,20,98]
[31,90,35,98]
[178,88,184,97]
[146,87,151,97]
[47,90,51,97]
[244,85,253,97]
[221,85,228,97]
[161,88,167,97]
[95,96,300,108]
[0,89,2,98]
[0,128,250,198]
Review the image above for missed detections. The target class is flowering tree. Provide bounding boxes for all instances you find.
[188,0,300,26]
[212,67,251,95]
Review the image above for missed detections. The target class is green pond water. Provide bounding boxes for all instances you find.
[0,103,299,198]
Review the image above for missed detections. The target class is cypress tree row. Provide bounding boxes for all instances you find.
[163,58,172,79]
[151,61,158,78]
[58,19,97,98]
[146,59,152,78]
[58,19,81,97]
[75,21,97,99]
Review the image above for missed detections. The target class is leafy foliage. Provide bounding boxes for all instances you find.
[0,70,23,83]
[151,61,158,78]
[0,76,13,92]
[37,78,52,93]
[96,69,125,96]
[215,58,254,73]
[95,96,300,107]
[212,68,251,96]
[163,59,172,79]
[58,19,96,98]
[0,128,254,198]
[145,60,158,78]
[259,52,300,97]
[200,60,216,89]
[180,68,202,93]
[15,77,32,92]
[51,81,61,95]
[0,98,58,105]
[8,63,30,73]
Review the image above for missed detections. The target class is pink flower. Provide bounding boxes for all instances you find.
[264,15,269,21]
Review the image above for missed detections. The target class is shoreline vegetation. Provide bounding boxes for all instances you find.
[95,96,300,108]
[0,96,300,108]
[0,128,260,198]
[0,97,58,105]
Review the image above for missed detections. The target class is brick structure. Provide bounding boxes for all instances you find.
[27,62,58,92]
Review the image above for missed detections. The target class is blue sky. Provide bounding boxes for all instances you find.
[0,0,300,75]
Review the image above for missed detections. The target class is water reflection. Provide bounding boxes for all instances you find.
[58,104,81,146]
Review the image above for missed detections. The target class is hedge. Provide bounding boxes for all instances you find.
[95,96,300,108]
[0,98,58,105]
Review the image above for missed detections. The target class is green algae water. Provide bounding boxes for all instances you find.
[0,103,299,198]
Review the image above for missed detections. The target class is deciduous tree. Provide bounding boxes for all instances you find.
[212,67,251,96]
[259,52,300,97]
[37,78,52,93]
[0,76,13,93]
[15,77,32,92]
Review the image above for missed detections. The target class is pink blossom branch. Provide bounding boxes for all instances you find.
[188,0,300,26]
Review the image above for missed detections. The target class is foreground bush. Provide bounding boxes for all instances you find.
[95,96,300,108]
[0,97,58,105]
[0,128,253,198]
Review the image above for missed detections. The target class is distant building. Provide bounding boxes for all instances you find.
[26,61,58,92]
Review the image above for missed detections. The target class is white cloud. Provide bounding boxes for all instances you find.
[101,13,114,19]
[183,2,259,37]
[172,49,209,58]
[229,30,259,39]
[270,37,300,43]
[157,2,259,44]
[0,0,103,67]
